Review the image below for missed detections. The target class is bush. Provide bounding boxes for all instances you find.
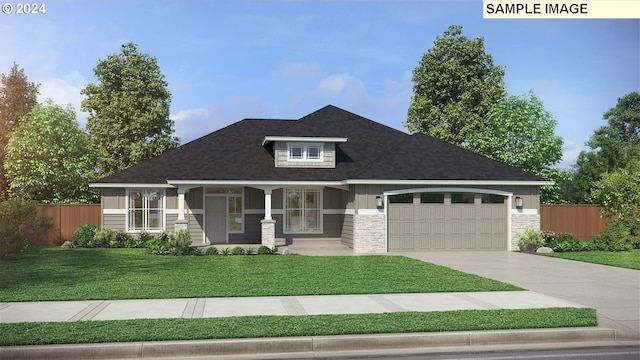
[245,246,254,255]
[517,228,544,252]
[170,229,192,249]
[231,246,245,255]
[0,227,27,258]
[221,247,231,255]
[146,235,172,255]
[116,232,138,248]
[257,245,273,255]
[593,218,635,251]
[0,198,54,257]
[71,224,97,248]
[93,227,117,247]
[205,246,219,255]
[541,230,556,245]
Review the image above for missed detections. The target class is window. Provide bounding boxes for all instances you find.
[289,145,303,160]
[389,193,413,203]
[451,193,475,204]
[128,190,164,232]
[421,193,445,203]
[287,143,323,161]
[285,188,321,233]
[228,196,243,232]
[481,194,504,204]
[307,145,321,159]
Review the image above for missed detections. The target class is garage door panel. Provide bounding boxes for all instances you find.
[388,194,507,251]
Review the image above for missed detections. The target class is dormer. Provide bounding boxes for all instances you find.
[262,136,348,168]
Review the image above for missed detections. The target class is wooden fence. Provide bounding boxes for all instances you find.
[29,203,605,245]
[540,204,606,240]
[34,204,101,245]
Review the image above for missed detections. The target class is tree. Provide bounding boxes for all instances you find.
[4,99,98,203]
[0,63,40,200]
[591,158,640,223]
[81,42,179,177]
[571,92,640,202]
[590,158,640,251]
[405,25,505,145]
[465,91,570,204]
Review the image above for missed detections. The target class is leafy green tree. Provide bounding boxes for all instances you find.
[405,25,505,145]
[466,91,570,204]
[571,92,640,202]
[591,158,640,251]
[0,63,40,200]
[591,158,640,223]
[81,42,179,177]
[4,100,98,203]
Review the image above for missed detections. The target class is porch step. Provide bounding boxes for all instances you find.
[282,238,351,251]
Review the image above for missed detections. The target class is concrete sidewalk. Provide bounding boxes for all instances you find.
[0,291,584,323]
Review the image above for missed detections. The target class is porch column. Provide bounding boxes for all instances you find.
[175,187,188,231]
[264,188,272,220]
[260,187,275,247]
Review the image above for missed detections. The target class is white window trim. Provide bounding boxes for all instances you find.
[287,143,324,162]
[283,187,323,234]
[126,189,166,233]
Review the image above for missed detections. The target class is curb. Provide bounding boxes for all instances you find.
[1,328,638,359]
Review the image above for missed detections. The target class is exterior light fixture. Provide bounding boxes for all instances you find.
[376,196,384,208]
[515,196,523,208]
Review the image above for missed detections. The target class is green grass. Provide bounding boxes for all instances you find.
[542,249,640,270]
[0,308,597,346]
[0,247,522,302]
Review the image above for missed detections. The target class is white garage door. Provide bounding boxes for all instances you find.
[388,193,507,251]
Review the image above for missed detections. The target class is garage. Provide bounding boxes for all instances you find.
[387,191,507,251]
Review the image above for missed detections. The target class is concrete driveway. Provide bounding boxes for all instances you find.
[394,251,640,337]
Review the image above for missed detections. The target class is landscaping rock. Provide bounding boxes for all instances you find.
[536,246,554,254]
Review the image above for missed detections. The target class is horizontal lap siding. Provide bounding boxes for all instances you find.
[341,214,353,247]
[104,214,125,232]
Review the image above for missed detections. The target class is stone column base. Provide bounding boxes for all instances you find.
[174,219,189,231]
[261,219,276,248]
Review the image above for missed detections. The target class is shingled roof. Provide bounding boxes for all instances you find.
[93,105,545,185]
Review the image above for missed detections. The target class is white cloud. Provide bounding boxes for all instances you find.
[271,62,320,81]
[171,96,272,144]
[559,140,585,168]
[37,71,88,126]
[315,73,368,106]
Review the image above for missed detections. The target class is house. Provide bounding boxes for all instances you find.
[91,105,551,253]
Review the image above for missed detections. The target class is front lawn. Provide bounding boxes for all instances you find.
[0,307,596,346]
[542,249,640,270]
[0,247,521,302]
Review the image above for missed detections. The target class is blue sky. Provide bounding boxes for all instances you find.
[1,0,638,168]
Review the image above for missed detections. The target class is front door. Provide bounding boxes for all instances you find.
[205,196,227,244]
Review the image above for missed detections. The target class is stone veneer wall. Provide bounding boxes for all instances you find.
[353,214,386,253]
[511,213,541,251]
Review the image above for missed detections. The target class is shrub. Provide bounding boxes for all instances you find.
[245,246,254,255]
[257,245,273,255]
[205,246,219,255]
[517,228,544,252]
[116,232,137,248]
[138,232,156,246]
[146,235,172,255]
[72,224,97,248]
[170,229,192,249]
[221,247,231,255]
[231,246,245,255]
[593,218,635,251]
[0,226,27,258]
[541,230,556,245]
[0,198,54,257]
[93,227,117,247]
